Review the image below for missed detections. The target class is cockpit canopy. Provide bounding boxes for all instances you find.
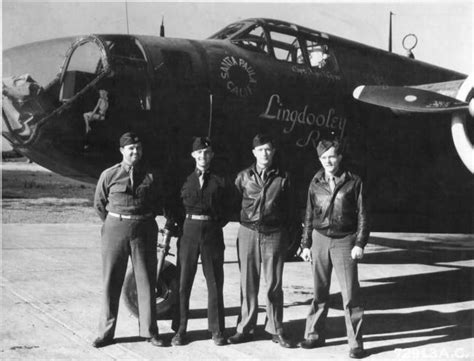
[59,35,151,110]
[209,18,339,72]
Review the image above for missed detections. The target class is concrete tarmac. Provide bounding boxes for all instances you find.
[1,220,473,360]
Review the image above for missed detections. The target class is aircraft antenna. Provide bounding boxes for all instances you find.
[208,93,213,138]
[388,11,395,52]
[402,34,417,59]
[160,16,165,37]
[125,1,130,35]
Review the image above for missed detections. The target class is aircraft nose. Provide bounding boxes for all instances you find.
[2,38,75,145]
[2,74,57,145]
[3,37,77,85]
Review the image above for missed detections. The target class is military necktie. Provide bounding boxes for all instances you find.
[129,166,134,190]
[199,173,204,188]
[329,176,336,192]
[196,169,208,188]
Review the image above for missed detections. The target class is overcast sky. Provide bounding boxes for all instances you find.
[2,0,473,74]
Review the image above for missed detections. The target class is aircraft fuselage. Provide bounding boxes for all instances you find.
[3,19,473,233]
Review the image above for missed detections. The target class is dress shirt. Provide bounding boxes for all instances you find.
[196,168,210,188]
[94,161,161,221]
[180,169,234,226]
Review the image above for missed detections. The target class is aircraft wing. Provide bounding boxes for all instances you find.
[352,83,470,114]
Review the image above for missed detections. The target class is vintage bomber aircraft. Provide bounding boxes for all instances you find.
[3,17,474,235]
[2,18,474,316]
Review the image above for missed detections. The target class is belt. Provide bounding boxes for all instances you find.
[108,212,153,220]
[186,214,215,221]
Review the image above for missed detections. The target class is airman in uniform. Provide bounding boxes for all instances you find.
[171,137,234,346]
[299,139,369,359]
[229,133,294,348]
[92,132,166,348]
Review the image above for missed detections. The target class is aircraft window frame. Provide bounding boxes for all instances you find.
[209,22,249,40]
[59,36,153,111]
[65,41,104,76]
[272,39,297,63]
[295,46,306,65]
[267,31,304,64]
[223,21,324,67]
[59,37,110,102]
[302,37,340,73]
[230,24,271,54]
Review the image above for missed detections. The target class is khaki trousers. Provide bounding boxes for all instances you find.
[98,216,158,340]
[235,225,287,335]
[304,230,364,349]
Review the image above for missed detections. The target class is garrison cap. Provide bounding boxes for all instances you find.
[119,132,141,147]
[317,139,341,157]
[252,133,274,149]
[192,136,212,152]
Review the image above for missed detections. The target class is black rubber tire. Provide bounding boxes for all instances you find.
[123,260,178,319]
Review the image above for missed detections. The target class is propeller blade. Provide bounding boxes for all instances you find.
[353,85,469,114]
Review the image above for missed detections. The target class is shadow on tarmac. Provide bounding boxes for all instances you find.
[367,236,474,263]
[115,235,473,351]
[286,309,473,354]
[360,267,473,309]
[113,335,146,344]
[284,235,474,355]
[360,309,473,355]
[168,265,473,349]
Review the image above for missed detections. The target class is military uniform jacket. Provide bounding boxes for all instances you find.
[235,163,294,234]
[180,169,234,228]
[94,161,163,221]
[301,168,369,249]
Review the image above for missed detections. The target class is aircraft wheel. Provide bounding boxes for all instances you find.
[286,221,303,261]
[123,260,178,319]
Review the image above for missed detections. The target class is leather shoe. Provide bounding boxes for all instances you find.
[271,334,293,348]
[148,335,166,347]
[171,333,187,346]
[212,332,227,346]
[298,338,326,349]
[228,332,253,344]
[92,337,114,348]
[349,347,367,359]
